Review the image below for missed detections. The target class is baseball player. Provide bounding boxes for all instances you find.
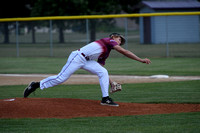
[24,33,151,107]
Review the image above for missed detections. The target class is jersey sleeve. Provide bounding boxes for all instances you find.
[109,39,118,48]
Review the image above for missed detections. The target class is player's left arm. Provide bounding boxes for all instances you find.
[113,45,151,64]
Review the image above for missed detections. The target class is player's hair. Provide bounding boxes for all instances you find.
[109,33,125,45]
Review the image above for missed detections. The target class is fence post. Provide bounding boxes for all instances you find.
[124,18,128,50]
[49,20,53,57]
[16,21,19,57]
[86,19,89,44]
[166,16,169,57]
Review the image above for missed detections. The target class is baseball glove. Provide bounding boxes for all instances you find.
[110,81,122,93]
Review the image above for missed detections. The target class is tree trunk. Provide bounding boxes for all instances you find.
[31,24,36,44]
[89,20,96,42]
[3,23,9,44]
[59,27,64,43]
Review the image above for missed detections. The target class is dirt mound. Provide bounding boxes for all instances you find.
[1,98,200,119]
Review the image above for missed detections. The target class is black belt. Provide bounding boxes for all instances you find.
[78,49,89,61]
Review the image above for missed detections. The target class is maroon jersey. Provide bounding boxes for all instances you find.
[80,38,118,65]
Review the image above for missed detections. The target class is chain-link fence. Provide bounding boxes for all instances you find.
[0,13,200,58]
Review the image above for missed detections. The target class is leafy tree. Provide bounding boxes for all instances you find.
[0,0,142,43]
[31,0,88,43]
[31,0,123,42]
[120,0,141,13]
[83,0,121,42]
[0,0,32,43]
[84,0,141,41]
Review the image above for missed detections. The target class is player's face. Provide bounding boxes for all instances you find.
[113,37,121,45]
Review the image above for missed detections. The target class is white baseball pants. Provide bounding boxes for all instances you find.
[40,50,109,97]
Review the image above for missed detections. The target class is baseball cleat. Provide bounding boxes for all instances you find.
[23,82,39,98]
[100,96,119,107]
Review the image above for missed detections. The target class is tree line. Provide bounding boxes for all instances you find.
[0,0,141,43]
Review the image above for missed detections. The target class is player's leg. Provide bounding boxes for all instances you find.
[82,61,118,106]
[40,51,83,89]
[24,51,83,98]
[82,60,109,97]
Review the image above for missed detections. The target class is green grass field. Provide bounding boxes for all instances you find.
[1,80,200,103]
[0,80,200,133]
[1,112,200,133]
[0,57,200,133]
[1,43,200,58]
[1,18,200,133]
[0,57,200,75]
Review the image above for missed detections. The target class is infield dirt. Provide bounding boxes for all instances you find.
[1,74,200,86]
[0,74,200,119]
[1,98,200,119]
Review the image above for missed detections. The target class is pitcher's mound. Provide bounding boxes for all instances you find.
[1,98,200,118]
